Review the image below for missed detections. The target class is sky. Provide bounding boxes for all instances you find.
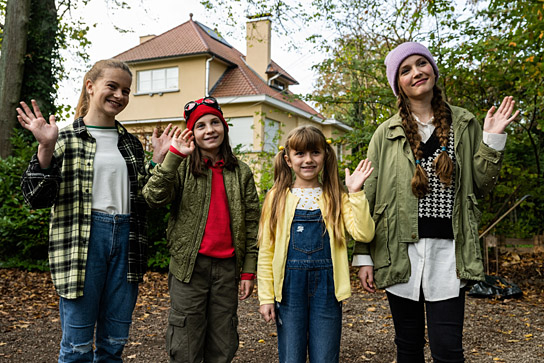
[58,0,329,117]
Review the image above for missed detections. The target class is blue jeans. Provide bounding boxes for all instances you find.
[276,209,342,363]
[58,212,138,363]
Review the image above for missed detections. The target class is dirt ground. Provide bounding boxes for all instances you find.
[1,252,543,362]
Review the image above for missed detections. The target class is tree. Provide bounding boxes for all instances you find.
[0,0,31,158]
[203,0,542,237]
[437,0,544,236]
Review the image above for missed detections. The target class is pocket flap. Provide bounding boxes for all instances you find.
[374,203,387,215]
[168,309,187,327]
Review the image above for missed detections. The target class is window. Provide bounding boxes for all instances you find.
[229,117,254,152]
[270,79,286,91]
[263,119,280,153]
[336,143,343,162]
[137,67,178,93]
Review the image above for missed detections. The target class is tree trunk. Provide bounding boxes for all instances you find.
[21,0,58,121]
[0,0,31,158]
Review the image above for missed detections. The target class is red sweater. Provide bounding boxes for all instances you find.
[168,147,254,280]
[198,159,235,258]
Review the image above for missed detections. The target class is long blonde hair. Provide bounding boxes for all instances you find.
[74,59,132,119]
[398,85,454,198]
[259,125,345,245]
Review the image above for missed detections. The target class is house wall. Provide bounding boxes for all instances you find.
[117,60,349,159]
[118,56,210,123]
[209,60,228,92]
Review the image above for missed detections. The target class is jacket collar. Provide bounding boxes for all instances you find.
[386,113,406,140]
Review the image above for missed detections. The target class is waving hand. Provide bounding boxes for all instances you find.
[484,96,520,134]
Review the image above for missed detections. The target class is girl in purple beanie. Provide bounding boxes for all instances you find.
[352,42,519,362]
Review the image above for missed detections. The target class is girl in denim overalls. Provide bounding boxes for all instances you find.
[257,125,375,363]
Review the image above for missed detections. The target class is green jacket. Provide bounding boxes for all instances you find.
[143,152,260,283]
[353,105,503,288]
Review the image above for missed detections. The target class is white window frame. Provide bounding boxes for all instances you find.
[263,118,280,153]
[336,143,344,162]
[136,67,179,95]
[228,117,255,152]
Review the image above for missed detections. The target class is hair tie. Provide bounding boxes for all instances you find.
[278,145,285,151]
[441,146,447,151]
[415,159,421,165]
[326,139,332,144]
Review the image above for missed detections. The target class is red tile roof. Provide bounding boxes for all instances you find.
[115,18,322,119]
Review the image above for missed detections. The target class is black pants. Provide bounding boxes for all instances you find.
[386,289,465,363]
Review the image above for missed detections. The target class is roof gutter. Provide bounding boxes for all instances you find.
[205,56,215,96]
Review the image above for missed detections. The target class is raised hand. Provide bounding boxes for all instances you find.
[484,96,520,134]
[17,100,58,148]
[17,100,58,169]
[151,123,179,163]
[345,159,374,193]
[171,128,195,156]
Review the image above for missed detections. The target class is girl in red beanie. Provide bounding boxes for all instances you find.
[143,97,260,363]
[352,42,519,362]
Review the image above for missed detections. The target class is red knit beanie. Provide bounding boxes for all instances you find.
[184,98,228,131]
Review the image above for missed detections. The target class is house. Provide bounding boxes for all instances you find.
[114,14,350,158]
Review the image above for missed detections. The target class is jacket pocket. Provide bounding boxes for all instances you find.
[371,203,391,269]
[467,194,483,261]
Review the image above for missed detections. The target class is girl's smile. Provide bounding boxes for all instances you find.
[285,148,325,188]
[398,55,436,100]
[193,114,225,159]
[85,68,132,125]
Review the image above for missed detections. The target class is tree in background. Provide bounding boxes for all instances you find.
[201,0,542,237]
[0,0,92,269]
[437,0,544,236]
[0,0,31,158]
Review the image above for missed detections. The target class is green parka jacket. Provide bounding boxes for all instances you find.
[142,152,260,283]
[353,105,504,288]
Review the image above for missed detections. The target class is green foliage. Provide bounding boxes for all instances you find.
[146,205,170,271]
[0,130,50,270]
[203,0,542,237]
[235,114,284,200]
[437,0,544,237]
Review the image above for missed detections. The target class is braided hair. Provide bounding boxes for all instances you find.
[398,85,453,198]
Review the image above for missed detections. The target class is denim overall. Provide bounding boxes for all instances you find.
[276,209,342,363]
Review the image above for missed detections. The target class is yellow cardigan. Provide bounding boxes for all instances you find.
[257,189,375,305]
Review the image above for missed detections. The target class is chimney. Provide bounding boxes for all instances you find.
[139,35,156,44]
[246,16,271,81]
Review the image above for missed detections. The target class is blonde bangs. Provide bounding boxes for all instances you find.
[286,126,327,152]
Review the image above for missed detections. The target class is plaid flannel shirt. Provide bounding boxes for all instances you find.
[21,118,151,299]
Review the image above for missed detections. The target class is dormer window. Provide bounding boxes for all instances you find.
[137,67,179,94]
[270,79,286,91]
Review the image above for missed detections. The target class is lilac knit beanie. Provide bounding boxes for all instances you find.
[385,42,439,97]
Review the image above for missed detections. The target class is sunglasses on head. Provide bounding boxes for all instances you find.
[184,97,222,119]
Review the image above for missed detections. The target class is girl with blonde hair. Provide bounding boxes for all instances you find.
[19,59,173,362]
[258,125,375,363]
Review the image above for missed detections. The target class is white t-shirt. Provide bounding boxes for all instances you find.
[291,187,322,210]
[87,126,130,214]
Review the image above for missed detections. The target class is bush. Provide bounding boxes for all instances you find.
[146,205,170,271]
[0,131,50,270]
